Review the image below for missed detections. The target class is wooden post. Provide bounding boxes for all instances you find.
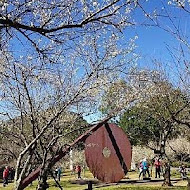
[88,181,92,190]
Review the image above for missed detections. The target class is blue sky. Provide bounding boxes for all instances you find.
[8,0,190,72]
[85,0,190,123]
[1,0,190,123]
[123,0,190,67]
[119,0,190,89]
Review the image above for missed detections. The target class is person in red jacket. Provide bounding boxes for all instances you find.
[154,158,161,178]
[75,164,81,179]
[3,166,9,187]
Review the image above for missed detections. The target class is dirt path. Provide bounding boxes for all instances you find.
[91,178,185,189]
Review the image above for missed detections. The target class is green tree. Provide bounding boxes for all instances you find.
[119,81,189,186]
[120,81,189,152]
[119,106,161,147]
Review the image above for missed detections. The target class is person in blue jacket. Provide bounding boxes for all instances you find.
[142,158,150,178]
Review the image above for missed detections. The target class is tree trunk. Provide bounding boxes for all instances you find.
[162,163,172,186]
[37,172,49,190]
[14,180,22,190]
[187,178,190,190]
[69,149,73,172]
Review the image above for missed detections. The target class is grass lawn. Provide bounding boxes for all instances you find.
[0,169,189,190]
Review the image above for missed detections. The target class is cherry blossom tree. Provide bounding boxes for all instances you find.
[0,1,141,189]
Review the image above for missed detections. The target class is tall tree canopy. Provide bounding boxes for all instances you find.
[119,80,190,153]
[0,1,140,189]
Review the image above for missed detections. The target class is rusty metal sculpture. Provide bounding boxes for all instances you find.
[20,118,131,189]
[20,117,111,189]
[85,123,132,183]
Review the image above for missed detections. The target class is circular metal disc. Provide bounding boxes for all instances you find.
[85,123,132,183]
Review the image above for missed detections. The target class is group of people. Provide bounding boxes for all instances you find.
[138,157,162,179]
[2,164,81,187]
[1,162,188,187]
[54,164,82,182]
[139,158,189,180]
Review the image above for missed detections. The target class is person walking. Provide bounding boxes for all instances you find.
[57,167,62,181]
[142,158,150,178]
[154,158,161,178]
[179,165,187,179]
[10,167,15,181]
[3,166,9,187]
[75,164,81,179]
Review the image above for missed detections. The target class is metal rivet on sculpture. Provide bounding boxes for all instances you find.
[85,123,132,183]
